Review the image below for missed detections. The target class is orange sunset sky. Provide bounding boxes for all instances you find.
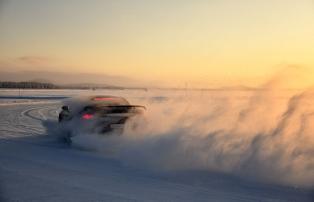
[0,0,313,88]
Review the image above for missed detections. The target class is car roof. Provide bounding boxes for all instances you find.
[88,95,130,106]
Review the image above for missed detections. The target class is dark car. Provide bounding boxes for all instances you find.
[59,95,145,136]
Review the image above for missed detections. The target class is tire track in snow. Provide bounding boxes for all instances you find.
[22,107,47,121]
[0,103,66,149]
[0,104,60,139]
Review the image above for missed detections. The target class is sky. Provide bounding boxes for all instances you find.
[0,0,313,88]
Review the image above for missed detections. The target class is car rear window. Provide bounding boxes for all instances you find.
[91,96,129,105]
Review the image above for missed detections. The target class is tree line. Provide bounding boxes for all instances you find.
[0,81,56,89]
[0,81,147,90]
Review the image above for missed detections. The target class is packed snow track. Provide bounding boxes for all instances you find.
[0,101,313,202]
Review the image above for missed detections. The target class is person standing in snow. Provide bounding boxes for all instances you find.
[58,106,71,122]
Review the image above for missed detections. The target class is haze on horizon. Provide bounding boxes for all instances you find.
[0,0,314,88]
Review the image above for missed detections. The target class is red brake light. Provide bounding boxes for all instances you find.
[82,114,93,120]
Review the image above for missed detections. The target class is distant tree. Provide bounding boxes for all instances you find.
[0,81,57,89]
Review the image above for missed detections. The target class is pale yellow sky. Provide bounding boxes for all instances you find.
[0,0,313,88]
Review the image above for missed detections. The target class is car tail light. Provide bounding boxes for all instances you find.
[82,113,93,120]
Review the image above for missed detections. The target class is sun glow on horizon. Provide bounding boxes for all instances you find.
[0,0,313,88]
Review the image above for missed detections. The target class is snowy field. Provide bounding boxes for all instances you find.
[0,89,313,202]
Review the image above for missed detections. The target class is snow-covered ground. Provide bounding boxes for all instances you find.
[0,89,313,201]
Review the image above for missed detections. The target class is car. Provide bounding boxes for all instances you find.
[59,95,145,138]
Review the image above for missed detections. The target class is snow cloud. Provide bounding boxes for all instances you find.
[49,68,314,188]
